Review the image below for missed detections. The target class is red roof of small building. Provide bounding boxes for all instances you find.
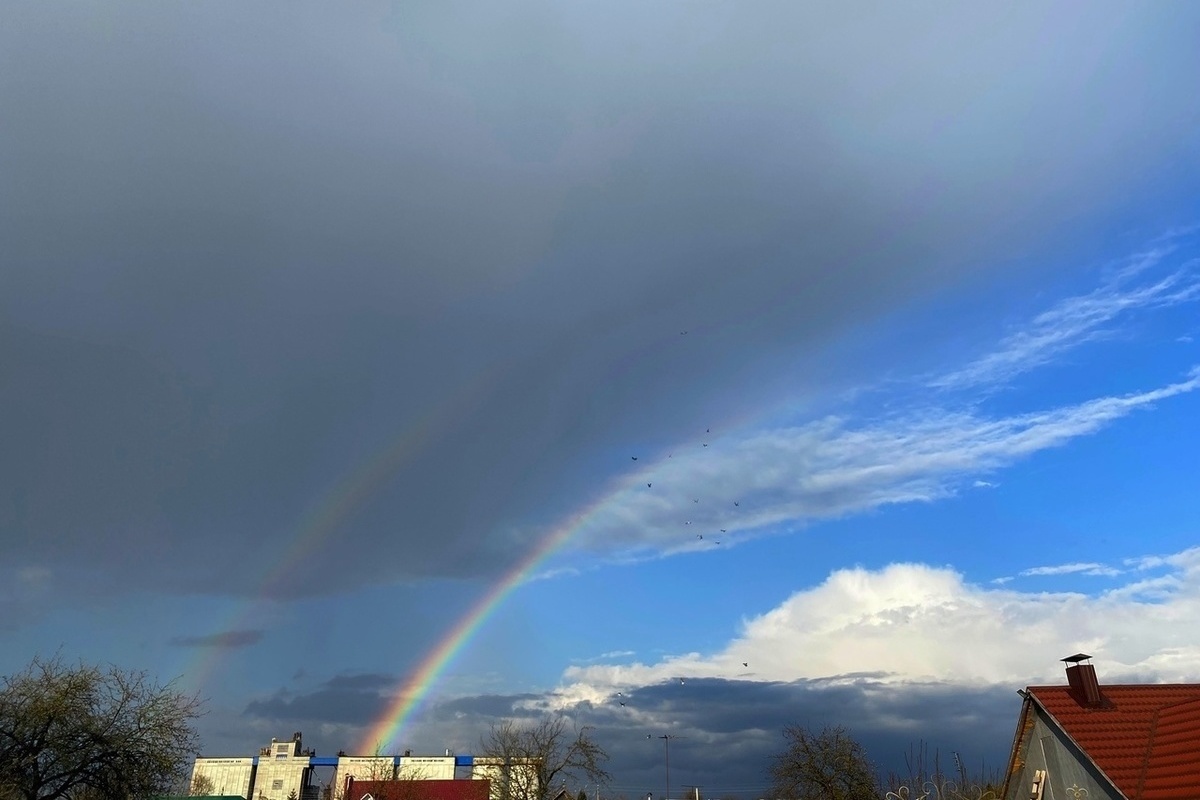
[1027,683,1200,800]
[343,778,491,800]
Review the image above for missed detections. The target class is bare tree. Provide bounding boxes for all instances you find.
[0,655,204,800]
[767,725,878,800]
[883,741,1001,800]
[478,718,611,800]
[331,750,434,800]
[190,772,216,796]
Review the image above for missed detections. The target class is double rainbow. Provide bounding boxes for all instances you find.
[186,370,499,693]
[355,491,616,752]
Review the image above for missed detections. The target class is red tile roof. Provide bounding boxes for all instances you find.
[343,778,492,800]
[1028,683,1200,800]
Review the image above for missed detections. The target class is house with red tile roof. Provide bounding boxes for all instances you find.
[1001,654,1200,800]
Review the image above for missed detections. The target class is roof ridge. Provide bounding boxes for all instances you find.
[1026,683,1200,689]
[1134,706,1161,800]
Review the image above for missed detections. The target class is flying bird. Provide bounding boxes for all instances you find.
[742,662,748,667]
[631,456,638,461]
[620,702,626,707]
[679,678,686,685]
[733,501,739,507]
[720,529,726,533]
[706,428,710,433]
[647,483,652,488]
[697,534,703,539]
[702,443,708,447]
[693,498,699,503]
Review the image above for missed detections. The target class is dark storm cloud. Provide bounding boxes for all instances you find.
[403,677,1020,797]
[243,672,398,725]
[169,629,266,649]
[4,2,1200,601]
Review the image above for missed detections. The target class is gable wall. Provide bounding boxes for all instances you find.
[1005,706,1125,800]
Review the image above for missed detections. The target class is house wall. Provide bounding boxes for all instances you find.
[400,756,458,780]
[253,757,310,800]
[191,757,255,798]
[469,758,540,800]
[1005,708,1122,800]
[190,740,495,800]
[333,756,397,793]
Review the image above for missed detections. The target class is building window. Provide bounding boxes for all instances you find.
[273,779,284,790]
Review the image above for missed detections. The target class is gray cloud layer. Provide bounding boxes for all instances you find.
[4,2,1200,600]
[244,673,399,725]
[169,629,266,649]
[239,673,1019,796]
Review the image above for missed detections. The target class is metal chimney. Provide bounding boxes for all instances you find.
[1062,653,1104,707]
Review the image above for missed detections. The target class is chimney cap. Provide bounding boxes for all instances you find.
[1061,653,1092,664]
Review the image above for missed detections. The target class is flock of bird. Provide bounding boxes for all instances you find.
[633,427,744,548]
[612,427,752,710]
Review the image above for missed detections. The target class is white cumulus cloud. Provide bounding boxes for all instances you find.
[556,547,1200,705]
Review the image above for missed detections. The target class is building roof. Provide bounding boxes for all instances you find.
[1027,683,1200,800]
[344,778,492,800]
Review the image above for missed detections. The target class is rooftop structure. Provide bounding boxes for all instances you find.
[1003,655,1200,800]
[190,734,530,800]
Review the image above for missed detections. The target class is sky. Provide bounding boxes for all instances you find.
[3,2,1200,797]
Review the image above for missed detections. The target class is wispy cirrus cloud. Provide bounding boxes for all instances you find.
[551,235,1200,566]
[566,366,1200,560]
[572,650,638,664]
[1020,562,1123,578]
[930,241,1200,391]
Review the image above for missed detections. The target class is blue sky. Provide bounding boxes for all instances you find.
[4,2,1200,797]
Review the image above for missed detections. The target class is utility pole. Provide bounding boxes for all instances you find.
[649,734,684,800]
[660,736,671,800]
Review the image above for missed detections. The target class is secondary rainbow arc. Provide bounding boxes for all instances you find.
[183,370,501,693]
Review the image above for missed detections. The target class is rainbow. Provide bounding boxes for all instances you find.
[355,413,759,750]
[185,369,501,693]
[356,484,626,753]
[182,361,716,751]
